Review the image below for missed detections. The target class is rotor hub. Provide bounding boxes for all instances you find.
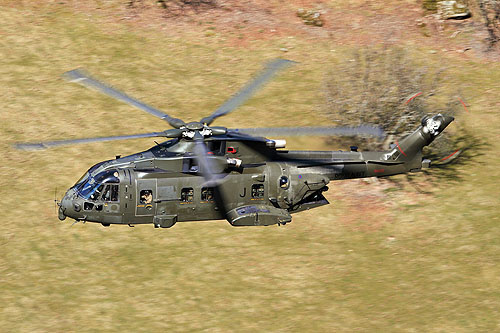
[185,122,204,131]
[181,123,214,139]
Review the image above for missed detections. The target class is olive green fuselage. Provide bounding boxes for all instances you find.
[59,138,411,228]
[59,114,453,228]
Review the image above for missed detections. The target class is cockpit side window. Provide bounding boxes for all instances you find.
[110,185,119,201]
[102,185,119,202]
[102,185,111,201]
[77,170,120,199]
[89,184,105,201]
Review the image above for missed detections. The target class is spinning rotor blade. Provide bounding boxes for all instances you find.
[192,134,222,186]
[192,134,229,217]
[201,59,296,125]
[14,131,168,151]
[229,126,385,138]
[63,69,186,128]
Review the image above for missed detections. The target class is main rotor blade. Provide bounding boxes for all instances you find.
[14,132,167,151]
[201,59,296,125]
[229,126,386,138]
[192,136,221,185]
[63,69,186,128]
[192,135,229,218]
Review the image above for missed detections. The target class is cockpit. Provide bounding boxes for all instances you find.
[73,169,120,202]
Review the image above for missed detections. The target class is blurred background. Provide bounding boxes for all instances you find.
[0,0,499,331]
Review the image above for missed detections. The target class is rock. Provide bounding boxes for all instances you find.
[437,0,471,20]
[415,19,427,28]
[156,0,167,9]
[416,18,431,37]
[297,8,324,27]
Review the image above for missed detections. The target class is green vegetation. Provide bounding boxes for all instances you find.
[1,2,499,332]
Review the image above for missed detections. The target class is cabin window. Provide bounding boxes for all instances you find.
[206,141,225,155]
[251,184,265,199]
[181,188,194,203]
[279,176,289,189]
[201,187,215,202]
[140,190,153,204]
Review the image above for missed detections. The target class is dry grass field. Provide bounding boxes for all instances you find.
[1,1,499,332]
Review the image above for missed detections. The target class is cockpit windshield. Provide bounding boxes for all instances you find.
[73,172,90,189]
[72,161,109,190]
[76,169,120,199]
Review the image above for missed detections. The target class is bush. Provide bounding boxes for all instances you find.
[476,0,500,48]
[323,46,462,159]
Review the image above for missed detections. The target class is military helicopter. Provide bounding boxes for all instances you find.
[15,59,454,228]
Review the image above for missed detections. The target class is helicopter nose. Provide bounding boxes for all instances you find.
[58,195,71,221]
[59,192,82,221]
[58,205,66,221]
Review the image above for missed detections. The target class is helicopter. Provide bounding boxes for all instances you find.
[15,59,454,228]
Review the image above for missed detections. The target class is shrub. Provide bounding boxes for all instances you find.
[323,46,463,159]
[476,0,500,48]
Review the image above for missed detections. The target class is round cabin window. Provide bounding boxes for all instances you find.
[279,176,289,189]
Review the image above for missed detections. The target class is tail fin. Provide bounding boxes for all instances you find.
[383,114,454,169]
